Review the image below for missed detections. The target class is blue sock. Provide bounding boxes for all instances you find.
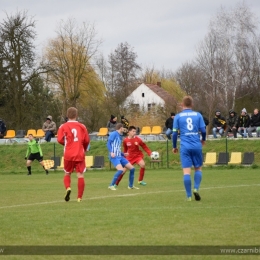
[110,170,123,186]
[194,170,202,190]
[183,174,192,198]
[129,168,135,187]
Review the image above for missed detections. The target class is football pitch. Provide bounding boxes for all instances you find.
[0,168,259,260]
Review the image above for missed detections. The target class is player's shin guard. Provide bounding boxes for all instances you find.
[115,172,124,185]
[194,170,202,190]
[77,177,85,199]
[64,174,71,189]
[139,168,145,181]
[129,168,135,187]
[110,170,123,186]
[183,174,192,198]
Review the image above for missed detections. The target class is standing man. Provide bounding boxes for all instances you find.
[115,126,152,187]
[107,123,137,190]
[165,113,175,140]
[57,107,90,202]
[42,115,57,142]
[0,118,6,138]
[25,134,49,175]
[107,115,117,135]
[172,96,206,201]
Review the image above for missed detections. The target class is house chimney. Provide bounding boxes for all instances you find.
[157,82,161,87]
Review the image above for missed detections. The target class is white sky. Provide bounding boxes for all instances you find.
[1,0,260,71]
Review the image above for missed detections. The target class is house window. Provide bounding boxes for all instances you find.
[148,103,155,111]
[142,93,145,97]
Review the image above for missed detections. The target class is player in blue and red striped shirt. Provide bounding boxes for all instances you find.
[107,123,137,190]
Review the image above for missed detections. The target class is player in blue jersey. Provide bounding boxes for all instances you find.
[107,123,138,190]
[172,96,206,201]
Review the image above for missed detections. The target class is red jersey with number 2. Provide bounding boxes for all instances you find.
[123,136,151,161]
[57,121,90,161]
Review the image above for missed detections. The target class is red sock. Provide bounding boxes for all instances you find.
[78,177,85,199]
[139,168,145,181]
[115,173,124,185]
[64,174,71,189]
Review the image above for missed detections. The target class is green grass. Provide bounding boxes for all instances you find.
[0,168,259,260]
[1,138,260,174]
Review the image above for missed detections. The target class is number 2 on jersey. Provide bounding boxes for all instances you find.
[71,128,78,141]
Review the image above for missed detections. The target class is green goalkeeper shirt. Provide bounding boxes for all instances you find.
[25,140,43,157]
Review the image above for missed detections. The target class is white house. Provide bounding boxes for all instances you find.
[123,82,176,111]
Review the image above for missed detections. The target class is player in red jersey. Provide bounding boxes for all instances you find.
[115,125,152,186]
[57,107,90,202]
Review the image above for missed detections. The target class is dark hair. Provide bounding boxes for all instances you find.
[128,125,136,131]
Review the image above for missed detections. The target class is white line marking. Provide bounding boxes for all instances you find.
[0,184,259,210]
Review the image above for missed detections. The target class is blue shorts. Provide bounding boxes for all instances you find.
[180,148,203,168]
[110,156,129,168]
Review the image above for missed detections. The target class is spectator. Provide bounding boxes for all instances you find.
[42,115,57,142]
[165,113,175,140]
[247,108,260,137]
[107,115,117,134]
[212,110,226,138]
[237,108,250,138]
[121,115,129,136]
[224,109,238,138]
[0,118,7,139]
[199,111,209,128]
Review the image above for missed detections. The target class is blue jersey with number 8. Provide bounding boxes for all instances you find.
[173,109,205,149]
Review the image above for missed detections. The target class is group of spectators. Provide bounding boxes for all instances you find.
[212,108,260,138]
[164,107,260,140]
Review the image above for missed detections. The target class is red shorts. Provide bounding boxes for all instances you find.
[127,156,143,165]
[64,160,86,174]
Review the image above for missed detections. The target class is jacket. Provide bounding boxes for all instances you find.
[42,120,57,133]
[226,112,238,128]
[212,115,226,128]
[165,117,173,129]
[0,119,6,134]
[237,114,250,128]
[107,120,117,132]
[250,113,260,127]
[121,118,129,129]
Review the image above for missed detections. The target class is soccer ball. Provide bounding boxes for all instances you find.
[151,151,160,160]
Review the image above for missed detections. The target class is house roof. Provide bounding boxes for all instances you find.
[144,83,176,104]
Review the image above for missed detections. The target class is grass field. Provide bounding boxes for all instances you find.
[0,168,259,260]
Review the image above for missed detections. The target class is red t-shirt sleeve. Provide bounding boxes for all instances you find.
[139,138,152,156]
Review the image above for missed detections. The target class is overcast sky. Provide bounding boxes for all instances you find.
[1,0,260,71]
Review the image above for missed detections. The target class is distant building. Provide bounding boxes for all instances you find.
[123,82,177,111]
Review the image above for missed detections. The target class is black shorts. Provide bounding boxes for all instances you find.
[28,152,43,162]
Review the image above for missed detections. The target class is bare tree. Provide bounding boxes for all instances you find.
[196,2,258,113]
[44,18,102,115]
